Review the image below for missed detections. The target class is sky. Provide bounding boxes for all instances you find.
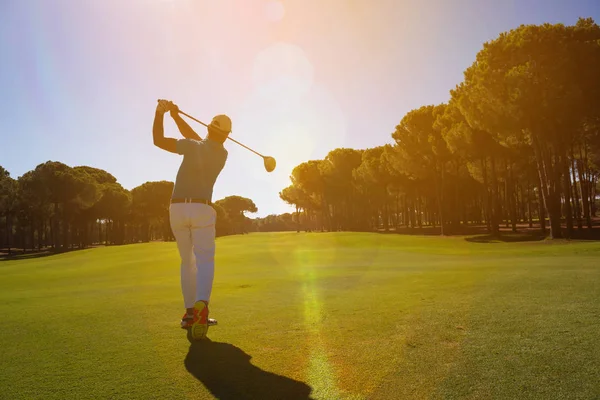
[1,0,599,217]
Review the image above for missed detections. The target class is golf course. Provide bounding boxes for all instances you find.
[1,232,599,399]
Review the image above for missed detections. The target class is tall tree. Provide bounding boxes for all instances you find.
[73,166,123,247]
[95,183,132,245]
[214,196,258,235]
[392,105,451,234]
[290,160,327,230]
[18,162,100,250]
[213,202,232,237]
[454,18,600,238]
[279,185,305,232]
[0,167,18,253]
[353,146,394,231]
[131,181,174,242]
[320,148,363,231]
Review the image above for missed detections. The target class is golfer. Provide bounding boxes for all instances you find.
[152,99,230,340]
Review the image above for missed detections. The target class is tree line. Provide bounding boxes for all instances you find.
[0,162,258,254]
[250,213,297,233]
[3,19,600,251]
[279,19,600,239]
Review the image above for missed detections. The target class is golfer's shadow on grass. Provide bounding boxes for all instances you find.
[184,334,314,400]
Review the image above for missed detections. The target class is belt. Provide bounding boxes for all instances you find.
[171,198,212,205]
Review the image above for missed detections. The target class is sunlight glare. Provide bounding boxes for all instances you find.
[265,1,285,22]
[252,42,314,98]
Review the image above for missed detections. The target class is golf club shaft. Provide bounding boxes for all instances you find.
[178,110,266,159]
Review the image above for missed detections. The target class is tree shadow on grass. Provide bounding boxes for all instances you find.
[465,232,545,243]
[184,334,314,400]
[0,248,84,262]
[465,226,600,243]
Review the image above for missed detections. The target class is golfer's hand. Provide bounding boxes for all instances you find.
[169,102,180,118]
[156,99,173,115]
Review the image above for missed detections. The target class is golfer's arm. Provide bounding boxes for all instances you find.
[172,113,202,140]
[152,112,178,153]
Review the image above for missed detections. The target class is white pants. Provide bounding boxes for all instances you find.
[169,202,217,309]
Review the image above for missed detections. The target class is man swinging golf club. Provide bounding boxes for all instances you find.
[152,99,230,340]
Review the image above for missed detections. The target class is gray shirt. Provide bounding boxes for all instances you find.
[172,138,228,202]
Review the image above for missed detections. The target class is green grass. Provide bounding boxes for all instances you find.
[1,233,599,400]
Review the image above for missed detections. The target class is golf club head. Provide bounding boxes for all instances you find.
[263,156,276,173]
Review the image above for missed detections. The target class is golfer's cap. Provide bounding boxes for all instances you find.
[209,114,232,134]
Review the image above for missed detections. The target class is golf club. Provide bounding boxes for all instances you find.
[158,100,276,173]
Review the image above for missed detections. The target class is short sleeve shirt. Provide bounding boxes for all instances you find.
[171,138,228,202]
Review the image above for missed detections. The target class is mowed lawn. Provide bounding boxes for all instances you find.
[1,233,599,400]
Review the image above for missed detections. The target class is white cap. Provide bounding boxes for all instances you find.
[209,114,232,134]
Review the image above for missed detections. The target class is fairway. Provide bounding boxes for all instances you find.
[1,233,599,400]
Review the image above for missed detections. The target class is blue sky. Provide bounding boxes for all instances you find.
[1,0,598,217]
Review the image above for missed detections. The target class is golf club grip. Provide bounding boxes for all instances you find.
[155,100,210,128]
